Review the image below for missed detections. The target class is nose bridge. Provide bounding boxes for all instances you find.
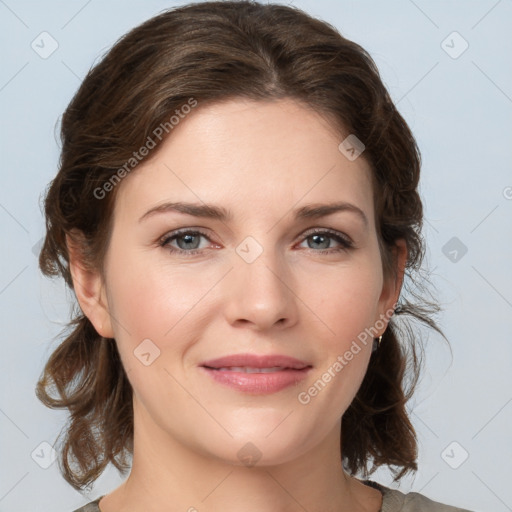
[223,233,298,329]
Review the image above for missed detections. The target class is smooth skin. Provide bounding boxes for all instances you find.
[68,98,407,512]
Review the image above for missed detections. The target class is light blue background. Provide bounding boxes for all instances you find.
[1,1,511,511]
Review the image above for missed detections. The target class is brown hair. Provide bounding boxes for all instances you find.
[36,0,443,490]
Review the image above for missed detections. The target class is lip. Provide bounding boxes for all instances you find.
[199,353,312,394]
[200,353,311,370]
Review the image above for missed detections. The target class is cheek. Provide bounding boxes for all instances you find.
[295,258,382,408]
[304,259,383,344]
[104,262,212,414]
[104,253,218,367]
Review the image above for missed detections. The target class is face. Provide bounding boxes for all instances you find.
[79,98,403,467]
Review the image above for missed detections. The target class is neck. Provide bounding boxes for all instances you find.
[99,399,382,512]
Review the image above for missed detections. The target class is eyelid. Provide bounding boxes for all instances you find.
[158,228,217,251]
[159,227,211,243]
[299,227,354,246]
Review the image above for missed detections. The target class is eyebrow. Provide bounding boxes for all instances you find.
[139,200,368,228]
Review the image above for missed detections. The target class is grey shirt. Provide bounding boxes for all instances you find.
[72,480,474,511]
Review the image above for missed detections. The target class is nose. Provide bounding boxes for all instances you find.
[222,242,299,331]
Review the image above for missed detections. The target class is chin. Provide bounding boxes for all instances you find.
[199,425,314,469]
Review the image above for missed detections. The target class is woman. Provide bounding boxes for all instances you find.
[36,2,474,511]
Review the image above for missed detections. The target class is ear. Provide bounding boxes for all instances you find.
[66,231,114,338]
[376,238,407,331]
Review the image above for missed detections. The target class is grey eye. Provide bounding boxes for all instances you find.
[307,234,332,249]
[175,233,202,250]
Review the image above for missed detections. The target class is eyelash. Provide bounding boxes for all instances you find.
[158,228,354,257]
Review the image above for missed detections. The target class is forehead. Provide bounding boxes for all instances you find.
[113,98,375,225]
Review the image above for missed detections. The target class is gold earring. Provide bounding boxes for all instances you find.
[372,335,383,353]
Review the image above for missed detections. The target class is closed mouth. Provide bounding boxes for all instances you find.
[203,366,310,373]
